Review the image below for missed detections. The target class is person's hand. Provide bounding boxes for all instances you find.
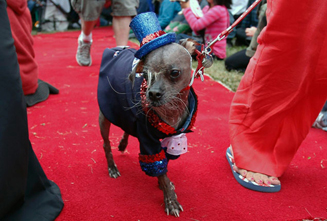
[245,27,257,37]
[179,0,190,9]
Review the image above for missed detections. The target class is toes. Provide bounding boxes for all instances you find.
[170,209,180,217]
[268,176,281,185]
[233,165,247,177]
[245,172,255,182]
[165,198,183,217]
[249,173,280,186]
[239,169,247,177]
[262,176,270,185]
[108,166,121,178]
[263,175,278,185]
[230,154,281,186]
[167,207,181,217]
[173,209,180,217]
[252,173,265,184]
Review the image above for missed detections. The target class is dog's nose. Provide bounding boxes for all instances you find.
[149,90,162,101]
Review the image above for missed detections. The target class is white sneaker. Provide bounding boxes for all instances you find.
[76,38,92,66]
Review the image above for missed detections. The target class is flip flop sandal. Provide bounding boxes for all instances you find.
[226,147,281,193]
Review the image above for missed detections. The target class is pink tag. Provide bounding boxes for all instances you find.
[161,133,188,156]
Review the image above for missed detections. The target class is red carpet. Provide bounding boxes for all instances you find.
[29,27,327,221]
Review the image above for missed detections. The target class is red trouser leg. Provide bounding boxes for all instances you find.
[7,5,38,95]
[229,0,327,177]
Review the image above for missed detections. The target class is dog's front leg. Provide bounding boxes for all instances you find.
[99,111,120,178]
[158,174,183,217]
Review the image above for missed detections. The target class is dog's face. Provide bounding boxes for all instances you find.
[131,42,195,111]
[144,43,192,107]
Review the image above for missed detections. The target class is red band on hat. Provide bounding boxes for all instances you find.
[140,30,166,47]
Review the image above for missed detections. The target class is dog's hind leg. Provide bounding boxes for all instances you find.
[118,132,129,152]
[99,111,121,178]
[158,174,183,217]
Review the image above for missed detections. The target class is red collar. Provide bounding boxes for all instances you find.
[140,79,197,135]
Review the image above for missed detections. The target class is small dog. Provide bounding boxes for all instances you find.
[97,39,199,217]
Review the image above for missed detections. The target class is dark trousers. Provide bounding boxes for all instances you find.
[0,0,63,220]
[224,49,251,72]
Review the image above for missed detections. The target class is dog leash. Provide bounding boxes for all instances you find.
[192,0,262,82]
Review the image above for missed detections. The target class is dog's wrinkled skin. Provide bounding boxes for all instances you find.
[99,39,197,217]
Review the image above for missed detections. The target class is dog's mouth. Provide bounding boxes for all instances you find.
[152,99,182,113]
[148,98,166,108]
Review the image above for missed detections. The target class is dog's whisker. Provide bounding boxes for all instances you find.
[124,100,142,111]
[174,98,189,113]
[144,106,156,132]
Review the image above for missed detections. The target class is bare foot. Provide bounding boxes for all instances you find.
[230,148,281,186]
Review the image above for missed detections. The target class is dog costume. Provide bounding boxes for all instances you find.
[97,12,198,177]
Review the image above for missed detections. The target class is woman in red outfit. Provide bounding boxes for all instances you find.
[227,0,327,192]
[7,0,38,95]
[6,0,58,106]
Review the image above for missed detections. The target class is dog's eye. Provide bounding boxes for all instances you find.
[170,70,180,79]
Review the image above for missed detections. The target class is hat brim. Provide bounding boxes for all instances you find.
[135,33,176,59]
[25,79,59,107]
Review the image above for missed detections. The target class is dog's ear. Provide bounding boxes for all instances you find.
[129,59,144,86]
[179,38,199,56]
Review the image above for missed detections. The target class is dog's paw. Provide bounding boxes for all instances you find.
[118,140,128,152]
[165,197,183,217]
[108,165,120,178]
[158,175,183,217]
[164,182,183,217]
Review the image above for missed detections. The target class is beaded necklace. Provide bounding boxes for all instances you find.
[140,79,197,135]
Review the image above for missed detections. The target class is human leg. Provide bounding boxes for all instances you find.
[7,0,59,106]
[224,49,250,72]
[112,16,132,46]
[71,0,105,66]
[235,27,249,46]
[80,18,98,37]
[6,2,38,94]
[228,0,327,191]
[111,0,139,46]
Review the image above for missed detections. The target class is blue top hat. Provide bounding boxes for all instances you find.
[130,12,176,59]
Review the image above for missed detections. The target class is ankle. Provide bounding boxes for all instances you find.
[80,31,92,43]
